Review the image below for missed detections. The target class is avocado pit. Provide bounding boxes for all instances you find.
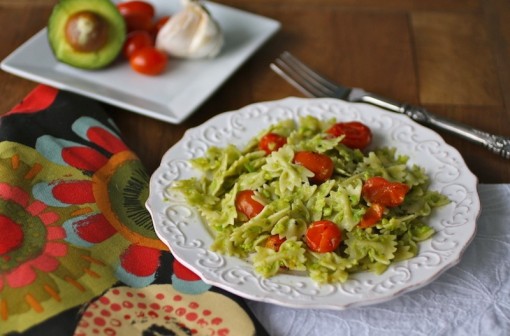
[65,10,109,53]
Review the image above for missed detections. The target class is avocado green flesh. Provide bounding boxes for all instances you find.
[48,0,126,70]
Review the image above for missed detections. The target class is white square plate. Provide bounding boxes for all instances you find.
[0,0,280,124]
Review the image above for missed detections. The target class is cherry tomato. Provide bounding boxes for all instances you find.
[362,176,410,207]
[235,190,265,219]
[305,220,342,253]
[259,132,287,155]
[152,15,171,36]
[117,1,155,18]
[122,12,153,32]
[359,203,385,228]
[326,121,372,149]
[129,46,167,75]
[293,151,334,183]
[117,1,155,32]
[265,235,286,252]
[122,30,153,59]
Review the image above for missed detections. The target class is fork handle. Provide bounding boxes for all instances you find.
[359,94,510,159]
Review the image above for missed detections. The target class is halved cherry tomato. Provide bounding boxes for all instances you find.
[259,132,287,155]
[359,203,385,228]
[122,30,153,59]
[362,176,410,207]
[265,235,286,252]
[326,121,372,149]
[117,1,155,18]
[235,190,265,219]
[129,46,167,75]
[305,220,342,253]
[293,151,334,183]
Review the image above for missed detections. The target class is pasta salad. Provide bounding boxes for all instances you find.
[173,116,449,284]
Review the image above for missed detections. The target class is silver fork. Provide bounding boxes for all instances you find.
[270,51,510,159]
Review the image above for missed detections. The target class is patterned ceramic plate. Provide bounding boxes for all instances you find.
[147,97,480,309]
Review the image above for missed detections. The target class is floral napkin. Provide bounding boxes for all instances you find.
[0,85,266,335]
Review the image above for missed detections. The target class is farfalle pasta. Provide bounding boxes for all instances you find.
[173,116,449,284]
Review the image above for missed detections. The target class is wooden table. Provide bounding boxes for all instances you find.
[1,0,509,186]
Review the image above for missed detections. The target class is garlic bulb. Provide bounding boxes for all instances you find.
[156,0,223,59]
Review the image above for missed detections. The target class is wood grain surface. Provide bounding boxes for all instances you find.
[1,0,509,182]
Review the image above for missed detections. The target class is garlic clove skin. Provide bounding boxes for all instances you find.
[156,0,224,59]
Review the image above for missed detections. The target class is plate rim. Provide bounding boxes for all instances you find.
[147,96,481,309]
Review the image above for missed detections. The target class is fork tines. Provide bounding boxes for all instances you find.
[270,51,338,98]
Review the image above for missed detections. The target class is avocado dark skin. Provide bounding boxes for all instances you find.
[48,0,126,70]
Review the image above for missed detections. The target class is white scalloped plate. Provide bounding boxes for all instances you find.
[147,97,480,309]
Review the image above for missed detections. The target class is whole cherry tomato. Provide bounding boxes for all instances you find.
[293,151,334,183]
[265,235,286,252]
[359,203,385,228]
[122,13,153,32]
[129,46,167,75]
[122,30,153,59]
[117,1,155,32]
[326,121,372,149]
[362,176,410,207]
[305,220,342,253]
[151,15,171,36]
[117,1,155,18]
[259,132,287,155]
[235,190,265,219]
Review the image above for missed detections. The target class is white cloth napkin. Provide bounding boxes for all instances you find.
[247,184,510,336]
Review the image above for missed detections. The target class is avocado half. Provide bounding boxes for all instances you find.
[48,0,126,70]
